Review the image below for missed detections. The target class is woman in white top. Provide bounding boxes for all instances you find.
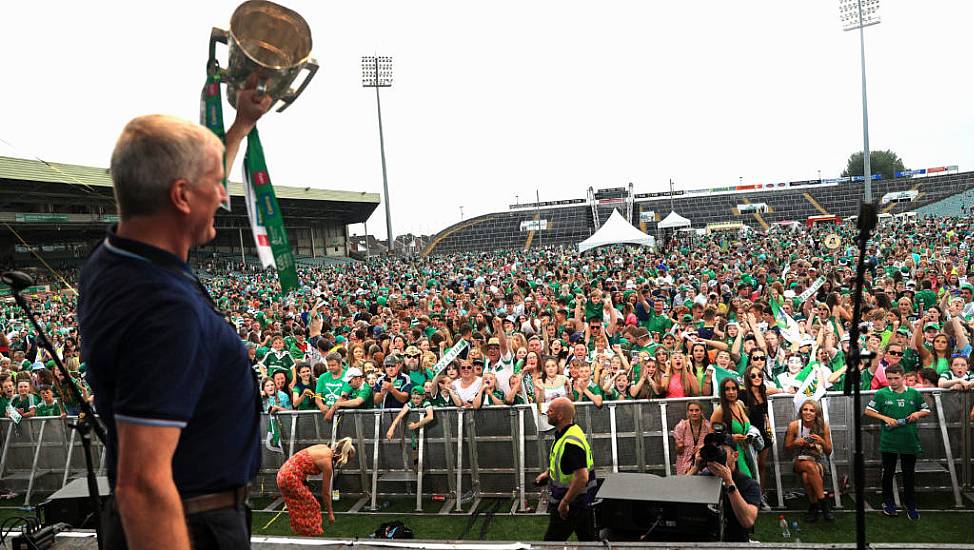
[534,356,571,404]
[449,360,483,408]
[533,356,571,432]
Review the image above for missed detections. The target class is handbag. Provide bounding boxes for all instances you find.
[746,424,766,452]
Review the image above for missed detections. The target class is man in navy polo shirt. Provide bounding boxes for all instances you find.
[78,83,271,550]
[373,354,412,409]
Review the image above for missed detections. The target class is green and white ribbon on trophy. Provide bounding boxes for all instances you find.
[242,130,298,294]
[200,0,319,296]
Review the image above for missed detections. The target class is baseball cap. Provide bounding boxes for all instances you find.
[487,337,501,346]
[343,367,364,382]
[896,326,911,335]
[924,322,941,332]
[384,354,403,367]
[405,345,421,356]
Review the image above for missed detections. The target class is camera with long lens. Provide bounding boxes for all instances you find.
[699,422,729,465]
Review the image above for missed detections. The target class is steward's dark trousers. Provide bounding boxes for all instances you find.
[543,501,596,541]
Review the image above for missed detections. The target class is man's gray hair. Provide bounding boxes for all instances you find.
[110,115,223,220]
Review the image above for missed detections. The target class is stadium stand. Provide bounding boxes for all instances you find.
[916,186,974,218]
[424,170,974,255]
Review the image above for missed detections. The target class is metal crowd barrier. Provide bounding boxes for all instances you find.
[0,389,970,512]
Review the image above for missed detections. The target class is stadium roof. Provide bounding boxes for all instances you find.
[0,156,380,205]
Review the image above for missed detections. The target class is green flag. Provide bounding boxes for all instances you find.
[265,413,283,453]
[710,365,743,397]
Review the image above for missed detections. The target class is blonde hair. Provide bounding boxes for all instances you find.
[332,437,356,468]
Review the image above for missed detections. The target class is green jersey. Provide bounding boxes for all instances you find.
[291,381,318,411]
[428,393,451,407]
[643,310,673,336]
[408,399,432,411]
[263,350,295,380]
[407,368,435,390]
[584,299,603,321]
[315,370,347,407]
[867,386,929,454]
[35,399,62,417]
[735,355,749,376]
[10,394,39,412]
[607,387,632,400]
[339,381,372,409]
[899,348,919,372]
[572,381,604,402]
[914,289,937,313]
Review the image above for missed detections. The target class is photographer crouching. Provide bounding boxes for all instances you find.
[687,423,761,542]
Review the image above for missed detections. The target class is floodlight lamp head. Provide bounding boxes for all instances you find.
[840,0,881,31]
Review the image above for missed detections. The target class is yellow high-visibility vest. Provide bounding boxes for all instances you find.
[548,423,596,502]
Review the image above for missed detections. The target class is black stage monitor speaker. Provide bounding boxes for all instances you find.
[594,472,723,542]
[39,477,110,529]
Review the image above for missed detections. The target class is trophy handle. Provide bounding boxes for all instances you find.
[208,27,229,74]
[276,58,319,113]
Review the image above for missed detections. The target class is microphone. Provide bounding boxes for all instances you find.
[1,271,35,292]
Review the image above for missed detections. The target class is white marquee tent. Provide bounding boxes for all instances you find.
[657,211,691,230]
[577,209,655,252]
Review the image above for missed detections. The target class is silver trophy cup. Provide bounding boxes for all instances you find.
[210,0,318,113]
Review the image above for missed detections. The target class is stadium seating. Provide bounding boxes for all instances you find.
[916,186,974,218]
[425,171,974,255]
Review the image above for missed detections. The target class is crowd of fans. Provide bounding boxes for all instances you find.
[1,216,974,511]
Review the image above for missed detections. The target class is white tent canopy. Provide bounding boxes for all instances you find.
[657,211,691,229]
[578,209,655,252]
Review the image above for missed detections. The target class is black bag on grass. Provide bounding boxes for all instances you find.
[371,520,414,539]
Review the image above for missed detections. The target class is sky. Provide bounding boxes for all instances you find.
[1,1,972,239]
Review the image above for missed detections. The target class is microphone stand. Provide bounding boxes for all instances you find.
[843,202,878,550]
[9,287,106,550]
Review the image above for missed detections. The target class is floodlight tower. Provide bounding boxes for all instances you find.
[362,56,394,252]
[840,0,880,203]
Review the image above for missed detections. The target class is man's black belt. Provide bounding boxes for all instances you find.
[181,486,248,515]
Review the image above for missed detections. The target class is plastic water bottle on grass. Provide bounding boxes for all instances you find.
[779,515,791,540]
[791,520,802,543]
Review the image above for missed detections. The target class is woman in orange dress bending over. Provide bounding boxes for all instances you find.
[276,437,356,536]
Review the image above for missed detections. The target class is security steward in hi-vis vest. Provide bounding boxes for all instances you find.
[534,397,598,541]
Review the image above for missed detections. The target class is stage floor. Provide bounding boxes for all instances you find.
[44,531,974,549]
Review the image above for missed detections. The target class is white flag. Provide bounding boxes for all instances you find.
[793,363,828,414]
